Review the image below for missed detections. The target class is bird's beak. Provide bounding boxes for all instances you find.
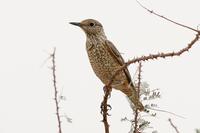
[69,22,81,27]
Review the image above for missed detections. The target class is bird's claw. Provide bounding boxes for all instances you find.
[100,103,112,114]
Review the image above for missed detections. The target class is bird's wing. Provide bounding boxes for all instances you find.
[104,40,133,85]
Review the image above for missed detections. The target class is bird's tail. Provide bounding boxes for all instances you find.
[127,90,144,111]
[126,84,144,111]
[117,82,144,111]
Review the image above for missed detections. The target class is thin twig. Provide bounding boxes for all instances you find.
[101,86,111,133]
[51,47,62,133]
[146,107,185,119]
[168,118,180,133]
[137,63,142,101]
[134,63,142,133]
[136,0,200,34]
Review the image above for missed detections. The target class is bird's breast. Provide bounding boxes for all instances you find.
[86,41,125,86]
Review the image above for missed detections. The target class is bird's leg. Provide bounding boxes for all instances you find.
[103,85,112,96]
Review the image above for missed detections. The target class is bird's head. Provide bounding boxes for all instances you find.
[70,19,104,36]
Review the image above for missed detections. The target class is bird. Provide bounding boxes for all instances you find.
[70,19,144,111]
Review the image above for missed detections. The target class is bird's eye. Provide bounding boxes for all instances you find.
[89,23,95,27]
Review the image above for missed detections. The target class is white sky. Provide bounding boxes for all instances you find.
[0,0,200,133]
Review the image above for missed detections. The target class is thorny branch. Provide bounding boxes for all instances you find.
[51,48,62,133]
[107,32,199,89]
[168,118,180,133]
[134,63,142,133]
[101,86,112,133]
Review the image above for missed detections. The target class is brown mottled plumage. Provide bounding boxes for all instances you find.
[70,19,144,111]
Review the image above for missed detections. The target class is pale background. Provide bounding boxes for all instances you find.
[0,0,200,133]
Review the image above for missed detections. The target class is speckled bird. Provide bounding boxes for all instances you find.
[70,19,144,111]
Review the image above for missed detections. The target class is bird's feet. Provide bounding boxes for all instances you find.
[100,101,112,115]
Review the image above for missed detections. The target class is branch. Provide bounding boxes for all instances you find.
[134,63,142,133]
[106,30,199,89]
[100,86,112,133]
[51,47,62,133]
[136,0,200,34]
[168,118,180,133]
